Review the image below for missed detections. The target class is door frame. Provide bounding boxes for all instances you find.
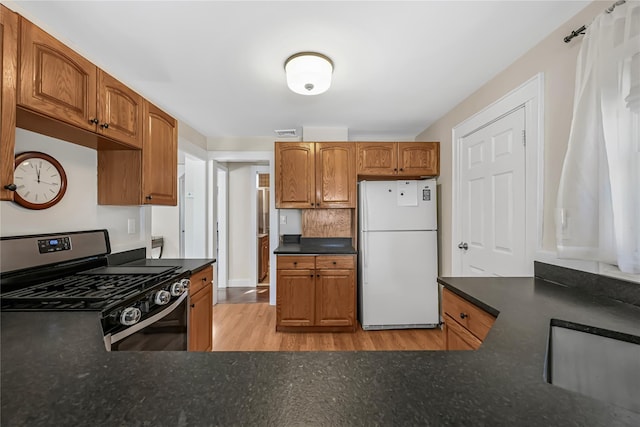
[250,165,270,286]
[216,164,228,288]
[451,73,544,276]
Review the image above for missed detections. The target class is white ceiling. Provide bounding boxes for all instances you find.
[7,1,590,141]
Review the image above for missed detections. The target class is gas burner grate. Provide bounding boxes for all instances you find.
[0,273,168,310]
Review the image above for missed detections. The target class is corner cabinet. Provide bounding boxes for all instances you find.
[0,4,17,201]
[357,142,439,178]
[275,142,356,209]
[442,288,496,350]
[97,100,177,206]
[188,265,214,352]
[276,255,356,332]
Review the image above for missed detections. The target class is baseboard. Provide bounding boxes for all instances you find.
[227,279,256,287]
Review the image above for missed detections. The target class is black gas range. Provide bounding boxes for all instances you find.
[1,230,191,351]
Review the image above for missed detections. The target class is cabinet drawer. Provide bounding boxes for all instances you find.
[277,256,315,270]
[315,255,355,270]
[444,313,482,350]
[442,288,495,341]
[190,265,213,295]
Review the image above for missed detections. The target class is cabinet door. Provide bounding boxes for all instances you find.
[189,284,213,352]
[357,142,397,176]
[97,70,143,149]
[276,269,315,327]
[259,236,269,282]
[315,268,355,327]
[142,101,177,205]
[0,5,17,201]
[315,142,356,208]
[444,314,481,350]
[18,18,97,131]
[397,142,439,176]
[275,142,315,208]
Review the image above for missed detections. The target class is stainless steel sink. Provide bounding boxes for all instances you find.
[545,319,640,413]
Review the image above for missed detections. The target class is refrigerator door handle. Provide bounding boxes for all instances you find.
[362,231,368,283]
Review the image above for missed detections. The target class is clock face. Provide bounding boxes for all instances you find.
[13,152,67,210]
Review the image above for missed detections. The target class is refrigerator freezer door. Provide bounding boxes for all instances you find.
[359,230,439,328]
[360,180,437,232]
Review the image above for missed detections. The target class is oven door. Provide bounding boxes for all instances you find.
[105,292,188,351]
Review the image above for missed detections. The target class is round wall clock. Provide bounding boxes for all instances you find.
[13,151,67,210]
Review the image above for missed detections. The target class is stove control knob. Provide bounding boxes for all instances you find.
[120,307,142,326]
[180,278,191,290]
[170,280,186,296]
[154,290,171,305]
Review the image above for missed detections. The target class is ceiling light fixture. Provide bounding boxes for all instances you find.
[284,52,333,96]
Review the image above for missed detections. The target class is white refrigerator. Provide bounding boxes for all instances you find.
[358,179,439,330]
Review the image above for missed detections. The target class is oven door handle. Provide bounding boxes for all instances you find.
[104,291,189,351]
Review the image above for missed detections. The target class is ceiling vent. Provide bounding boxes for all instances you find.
[274,129,297,138]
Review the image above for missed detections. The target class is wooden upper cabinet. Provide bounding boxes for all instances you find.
[98,101,177,206]
[398,142,439,177]
[275,142,315,208]
[357,142,397,176]
[357,142,440,177]
[275,141,355,209]
[97,70,143,149]
[18,17,97,131]
[315,142,356,208]
[142,101,177,205]
[1,5,18,201]
[18,18,143,149]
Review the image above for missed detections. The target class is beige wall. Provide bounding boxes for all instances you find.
[416,1,602,275]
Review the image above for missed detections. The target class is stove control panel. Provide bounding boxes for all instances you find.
[38,237,71,254]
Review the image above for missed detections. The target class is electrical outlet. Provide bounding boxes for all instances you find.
[280,215,287,225]
[127,219,136,234]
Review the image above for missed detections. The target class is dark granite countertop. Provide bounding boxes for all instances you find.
[118,257,216,275]
[2,276,640,426]
[274,237,357,255]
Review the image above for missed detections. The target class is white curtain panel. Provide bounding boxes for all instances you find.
[556,1,640,274]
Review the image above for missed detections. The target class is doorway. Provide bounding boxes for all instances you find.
[211,151,276,306]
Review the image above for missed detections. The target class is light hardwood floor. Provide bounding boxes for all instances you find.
[211,303,444,351]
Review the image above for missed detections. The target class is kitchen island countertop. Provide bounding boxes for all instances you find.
[2,275,640,426]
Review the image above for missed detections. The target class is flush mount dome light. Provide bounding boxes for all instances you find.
[284,52,333,95]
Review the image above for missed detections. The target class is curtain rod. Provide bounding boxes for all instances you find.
[563,0,626,43]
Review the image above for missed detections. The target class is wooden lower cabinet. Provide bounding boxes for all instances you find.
[188,265,213,351]
[258,235,269,282]
[442,288,496,350]
[276,255,356,332]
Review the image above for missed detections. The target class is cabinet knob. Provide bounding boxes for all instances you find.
[293,261,297,265]
[400,168,404,172]
[393,168,398,172]
[202,277,207,282]
[191,304,195,308]
[100,122,109,129]
[4,184,17,191]
[310,202,315,206]
[316,274,320,278]
[460,313,468,319]
[146,195,153,200]
[89,118,99,125]
[332,261,337,265]
[310,274,314,278]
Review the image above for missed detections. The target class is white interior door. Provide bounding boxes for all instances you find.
[459,107,526,276]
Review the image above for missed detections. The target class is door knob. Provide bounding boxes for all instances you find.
[458,242,468,250]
